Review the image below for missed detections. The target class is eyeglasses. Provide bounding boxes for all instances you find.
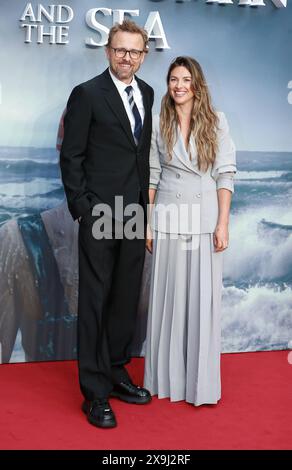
[110,47,145,60]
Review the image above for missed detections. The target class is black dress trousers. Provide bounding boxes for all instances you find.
[77,204,146,401]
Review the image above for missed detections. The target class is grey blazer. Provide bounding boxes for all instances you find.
[149,112,237,234]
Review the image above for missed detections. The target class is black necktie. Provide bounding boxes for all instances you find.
[125,85,142,143]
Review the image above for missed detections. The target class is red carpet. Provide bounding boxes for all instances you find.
[0,351,291,450]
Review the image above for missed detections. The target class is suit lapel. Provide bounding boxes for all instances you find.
[173,131,202,176]
[101,69,136,148]
[136,78,150,150]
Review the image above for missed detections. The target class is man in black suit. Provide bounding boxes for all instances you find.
[60,20,154,428]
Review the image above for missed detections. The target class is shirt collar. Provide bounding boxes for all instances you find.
[108,67,138,94]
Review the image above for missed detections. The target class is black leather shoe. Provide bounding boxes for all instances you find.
[82,399,117,428]
[110,382,152,404]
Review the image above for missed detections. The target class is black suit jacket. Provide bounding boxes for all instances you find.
[60,68,154,220]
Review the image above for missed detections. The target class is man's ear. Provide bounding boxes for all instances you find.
[105,46,110,60]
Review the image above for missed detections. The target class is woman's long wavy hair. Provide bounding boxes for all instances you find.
[160,56,219,172]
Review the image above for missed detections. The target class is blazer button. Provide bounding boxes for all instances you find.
[176,192,181,198]
[196,193,201,198]
[176,173,181,179]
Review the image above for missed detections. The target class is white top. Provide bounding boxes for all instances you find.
[109,67,145,137]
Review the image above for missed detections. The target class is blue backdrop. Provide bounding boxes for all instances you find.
[0,0,291,363]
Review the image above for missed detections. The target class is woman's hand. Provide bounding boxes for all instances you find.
[146,224,153,253]
[213,223,229,252]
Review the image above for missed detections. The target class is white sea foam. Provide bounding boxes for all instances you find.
[0,158,58,164]
[221,284,292,352]
[224,206,292,283]
[235,180,292,187]
[0,197,62,212]
[0,178,61,197]
[236,171,289,180]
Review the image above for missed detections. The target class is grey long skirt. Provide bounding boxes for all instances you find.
[144,231,223,406]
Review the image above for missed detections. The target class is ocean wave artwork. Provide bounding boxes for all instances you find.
[0,147,291,359]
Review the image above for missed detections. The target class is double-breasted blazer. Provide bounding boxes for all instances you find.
[149,112,236,234]
[60,68,154,220]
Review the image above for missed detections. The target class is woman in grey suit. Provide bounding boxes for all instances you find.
[144,57,236,406]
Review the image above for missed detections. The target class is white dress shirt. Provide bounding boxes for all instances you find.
[109,67,145,137]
